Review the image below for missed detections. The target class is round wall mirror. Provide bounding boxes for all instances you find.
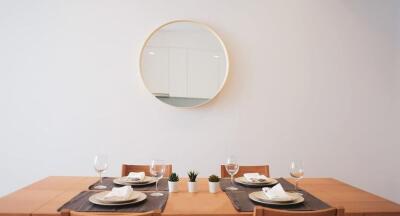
[140,20,229,108]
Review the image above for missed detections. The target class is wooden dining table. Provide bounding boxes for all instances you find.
[0,176,399,216]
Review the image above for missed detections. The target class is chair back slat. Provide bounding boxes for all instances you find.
[253,206,345,216]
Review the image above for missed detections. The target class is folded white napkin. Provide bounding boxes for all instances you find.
[127,172,145,181]
[104,186,133,201]
[243,173,268,182]
[262,183,291,200]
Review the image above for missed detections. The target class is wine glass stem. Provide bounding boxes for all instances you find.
[230,175,234,186]
[99,172,102,184]
[295,179,299,191]
[155,179,159,192]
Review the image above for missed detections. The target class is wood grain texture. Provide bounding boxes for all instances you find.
[220,165,270,178]
[121,164,173,177]
[0,177,98,216]
[0,176,398,216]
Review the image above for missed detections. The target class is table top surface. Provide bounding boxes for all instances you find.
[0,176,399,216]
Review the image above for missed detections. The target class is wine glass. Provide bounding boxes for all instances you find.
[290,160,304,193]
[93,154,108,190]
[224,156,239,191]
[150,159,166,197]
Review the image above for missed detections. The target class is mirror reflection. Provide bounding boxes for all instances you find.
[140,21,229,108]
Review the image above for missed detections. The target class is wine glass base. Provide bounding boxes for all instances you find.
[225,186,238,191]
[94,185,107,190]
[150,192,164,197]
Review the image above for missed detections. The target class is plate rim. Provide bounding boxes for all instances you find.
[119,176,154,183]
[89,191,147,206]
[248,191,304,206]
[251,191,302,202]
[92,190,141,203]
[235,177,278,186]
[113,177,156,186]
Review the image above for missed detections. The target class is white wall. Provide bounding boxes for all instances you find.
[0,0,399,203]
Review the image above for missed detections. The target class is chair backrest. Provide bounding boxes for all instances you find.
[253,206,345,216]
[220,165,270,178]
[61,209,161,216]
[121,164,173,177]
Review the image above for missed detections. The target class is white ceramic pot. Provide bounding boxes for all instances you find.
[188,181,198,192]
[208,182,219,193]
[168,181,179,193]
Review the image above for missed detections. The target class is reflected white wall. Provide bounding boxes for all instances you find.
[142,22,227,100]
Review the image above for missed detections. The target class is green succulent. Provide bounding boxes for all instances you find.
[168,172,179,182]
[208,174,220,182]
[187,170,199,182]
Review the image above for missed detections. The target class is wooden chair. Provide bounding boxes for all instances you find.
[220,165,270,178]
[253,206,345,216]
[121,164,173,177]
[61,209,161,216]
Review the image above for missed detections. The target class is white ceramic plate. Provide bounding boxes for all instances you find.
[120,176,153,183]
[89,191,147,206]
[254,191,302,202]
[92,191,140,203]
[113,176,156,186]
[235,177,278,186]
[249,191,304,206]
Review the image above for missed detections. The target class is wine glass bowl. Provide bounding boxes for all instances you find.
[290,161,304,192]
[93,154,108,190]
[225,163,239,176]
[150,167,164,179]
[224,156,239,191]
[290,170,304,179]
[150,160,166,197]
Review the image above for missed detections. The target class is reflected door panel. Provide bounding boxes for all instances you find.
[187,49,220,99]
[142,47,169,95]
[169,48,187,98]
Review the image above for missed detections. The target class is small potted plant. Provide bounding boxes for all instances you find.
[168,173,179,193]
[208,174,220,193]
[187,170,199,192]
